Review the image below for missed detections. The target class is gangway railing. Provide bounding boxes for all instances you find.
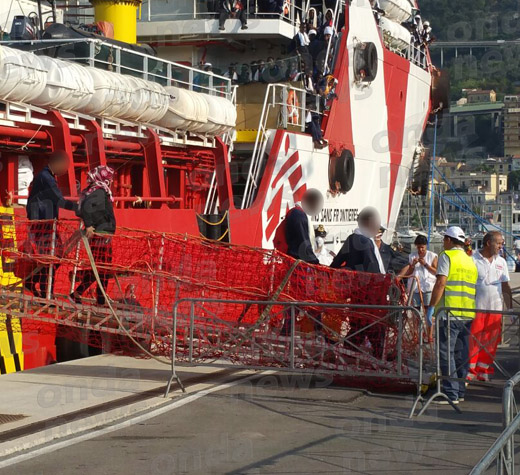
[241,83,315,209]
[0,38,232,98]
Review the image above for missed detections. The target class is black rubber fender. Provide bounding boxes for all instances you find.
[329,149,355,194]
[354,42,378,82]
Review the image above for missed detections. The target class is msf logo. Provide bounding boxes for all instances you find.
[264,134,306,245]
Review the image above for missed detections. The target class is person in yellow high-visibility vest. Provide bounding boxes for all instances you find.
[430,226,478,405]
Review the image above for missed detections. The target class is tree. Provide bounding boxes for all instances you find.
[508,170,520,191]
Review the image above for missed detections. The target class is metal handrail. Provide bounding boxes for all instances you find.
[323,0,345,74]
[471,371,520,474]
[142,0,306,29]
[241,83,317,209]
[1,38,232,98]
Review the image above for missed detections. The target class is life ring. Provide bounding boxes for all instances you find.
[287,89,299,125]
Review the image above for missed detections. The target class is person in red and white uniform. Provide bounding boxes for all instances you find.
[469,231,513,381]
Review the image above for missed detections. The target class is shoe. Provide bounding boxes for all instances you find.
[433,398,459,405]
[458,397,464,402]
[241,25,248,30]
[219,26,225,30]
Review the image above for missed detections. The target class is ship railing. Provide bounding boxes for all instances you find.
[54,0,94,25]
[141,0,307,29]
[323,0,345,75]
[0,38,232,98]
[386,42,430,71]
[241,83,321,209]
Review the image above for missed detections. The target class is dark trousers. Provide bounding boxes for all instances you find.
[219,8,247,28]
[306,117,323,142]
[439,319,472,400]
[26,222,61,298]
[74,236,112,304]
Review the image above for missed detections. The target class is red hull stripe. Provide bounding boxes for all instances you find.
[383,51,411,221]
[322,7,355,156]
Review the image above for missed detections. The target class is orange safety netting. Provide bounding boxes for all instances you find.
[0,218,419,376]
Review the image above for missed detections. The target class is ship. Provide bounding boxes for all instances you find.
[0,0,444,371]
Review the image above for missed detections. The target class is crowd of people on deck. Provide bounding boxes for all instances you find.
[278,190,513,403]
[370,0,434,53]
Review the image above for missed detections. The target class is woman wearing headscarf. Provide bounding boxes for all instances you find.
[70,165,116,306]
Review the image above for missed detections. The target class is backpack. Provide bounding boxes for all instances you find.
[272,207,296,254]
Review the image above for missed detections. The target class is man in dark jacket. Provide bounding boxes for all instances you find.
[285,189,323,264]
[25,151,77,297]
[330,207,386,358]
[331,207,385,273]
[26,151,77,221]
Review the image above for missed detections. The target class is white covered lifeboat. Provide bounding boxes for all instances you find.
[379,17,412,51]
[0,45,236,137]
[379,0,412,23]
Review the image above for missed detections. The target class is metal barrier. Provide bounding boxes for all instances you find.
[412,307,520,418]
[165,299,424,402]
[471,371,520,474]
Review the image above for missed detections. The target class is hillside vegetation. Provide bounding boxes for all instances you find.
[419,0,520,97]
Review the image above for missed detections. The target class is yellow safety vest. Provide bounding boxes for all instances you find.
[439,248,478,318]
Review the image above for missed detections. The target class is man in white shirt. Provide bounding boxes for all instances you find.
[399,234,438,336]
[469,231,512,381]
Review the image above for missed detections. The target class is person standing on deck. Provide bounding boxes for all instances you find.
[25,151,77,297]
[70,166,116,306]
[330,207,385,273]
[430,226,478,404]
[469,231,512,382]
[284,189,323,264]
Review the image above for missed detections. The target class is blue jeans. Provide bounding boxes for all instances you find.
[439,319,472,401]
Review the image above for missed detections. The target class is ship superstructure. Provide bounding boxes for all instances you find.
[0,0,435,251]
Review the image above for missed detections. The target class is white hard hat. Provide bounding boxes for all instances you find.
[445,226,466,242]
[423,21,430,26]
[324,26,333,36]
[308,29,317,36]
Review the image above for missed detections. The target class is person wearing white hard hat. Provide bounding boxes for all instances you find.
[430,226,478,405]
